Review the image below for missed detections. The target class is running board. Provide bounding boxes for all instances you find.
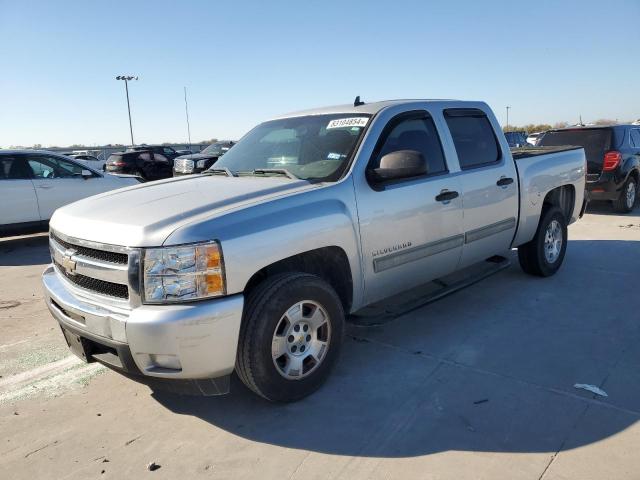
[348,255,511,326]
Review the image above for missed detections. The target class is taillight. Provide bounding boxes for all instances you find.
[603,151,621,171]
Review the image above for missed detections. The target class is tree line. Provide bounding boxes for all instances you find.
[503,118,631,133]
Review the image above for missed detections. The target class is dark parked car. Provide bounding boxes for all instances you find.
[504,131,528,148]
[173,141,235,176]
[538,125,640,212]
[125,145,182,161]
[105,149,173,181]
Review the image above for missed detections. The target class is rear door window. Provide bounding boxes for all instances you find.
[153,153,170,163]
[630,129,640,149]
[0,156,31,179]
[444,109,500,169]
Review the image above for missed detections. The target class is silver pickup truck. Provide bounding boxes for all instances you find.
[42,99,586,402]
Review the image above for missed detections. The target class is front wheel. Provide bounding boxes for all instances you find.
[518,206,568,277]
[613,177,637,213]
[236,273,345,402]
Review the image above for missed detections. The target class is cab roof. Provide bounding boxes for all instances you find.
[272,99,465,120]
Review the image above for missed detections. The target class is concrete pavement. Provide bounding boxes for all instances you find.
[1,206,639,479]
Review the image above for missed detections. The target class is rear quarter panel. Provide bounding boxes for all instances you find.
[512,148,586,247]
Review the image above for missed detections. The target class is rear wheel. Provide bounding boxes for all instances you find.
[518,207,567,277]
[613,177,637,213]
[236,273,344,402]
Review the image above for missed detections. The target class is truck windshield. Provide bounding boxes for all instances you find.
[202,142,231,156]
[213,114,371,181]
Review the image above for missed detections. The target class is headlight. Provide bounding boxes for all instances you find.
[142,241,225,304]
[196,159,207,168]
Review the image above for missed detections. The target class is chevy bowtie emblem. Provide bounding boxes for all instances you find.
[62,249,77,275]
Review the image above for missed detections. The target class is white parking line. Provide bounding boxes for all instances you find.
[0,355,105,403]
[0,339,29,350]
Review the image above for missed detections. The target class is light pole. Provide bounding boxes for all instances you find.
[506,106,511,130]
[116,75,138,146]
[183,86,192,150]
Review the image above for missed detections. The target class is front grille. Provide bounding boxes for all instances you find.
[51,232,128,265]
[54,259,129,299]
[174,159,194,173]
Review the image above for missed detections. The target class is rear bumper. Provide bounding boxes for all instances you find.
[42,265,244,395]
[586,173,623,201]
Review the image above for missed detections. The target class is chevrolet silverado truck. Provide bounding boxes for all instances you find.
[42,99,587,402]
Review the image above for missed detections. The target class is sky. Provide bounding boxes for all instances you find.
[0,0,638,148]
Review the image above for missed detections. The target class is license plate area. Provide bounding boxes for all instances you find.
[61,328,90,363]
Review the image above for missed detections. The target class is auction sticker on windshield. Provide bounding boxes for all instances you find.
[327,117,369,129]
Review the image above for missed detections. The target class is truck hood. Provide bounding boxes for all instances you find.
[50,175,317,247]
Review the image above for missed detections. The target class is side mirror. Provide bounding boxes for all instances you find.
[81,169,92,179]
[370,150,427,182]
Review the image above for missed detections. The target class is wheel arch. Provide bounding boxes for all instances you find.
[243,246,354,313]
[542,184,575,220]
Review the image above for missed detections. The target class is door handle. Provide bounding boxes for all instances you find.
[435,190,459,202]
[37,184,53,189]
[497,177,514,187]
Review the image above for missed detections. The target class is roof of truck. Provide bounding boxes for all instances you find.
[273,99,462,119]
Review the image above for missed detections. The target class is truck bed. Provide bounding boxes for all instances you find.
[511,145,583,160]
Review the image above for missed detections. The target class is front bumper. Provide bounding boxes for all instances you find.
[173,167,206,176]
[42,265,244,395]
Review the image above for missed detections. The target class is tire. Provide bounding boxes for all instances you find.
[518,206,568,277]
[236,273,345,402]
[613,176,637,213]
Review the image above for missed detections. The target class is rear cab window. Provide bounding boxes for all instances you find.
[444,109,501,169]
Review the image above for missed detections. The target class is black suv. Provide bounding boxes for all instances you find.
[105,149,173,181]
[173,141,235,176]
[538,125,640,213]
[126,145,182,161]
[504,131,528,148]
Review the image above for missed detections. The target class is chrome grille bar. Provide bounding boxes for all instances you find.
[48,230,141,306]
[50,237,129,284]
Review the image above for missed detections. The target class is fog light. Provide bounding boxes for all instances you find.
[148,354,182,371]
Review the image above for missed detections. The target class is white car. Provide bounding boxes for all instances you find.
[63,153,107,172]
[526,132,543,146]
[0,150,141,237]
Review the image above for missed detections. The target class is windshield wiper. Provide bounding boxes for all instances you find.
[202,168,237,177]
[251,168,298,179]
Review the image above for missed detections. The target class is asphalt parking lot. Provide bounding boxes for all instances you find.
[1,205,639,480]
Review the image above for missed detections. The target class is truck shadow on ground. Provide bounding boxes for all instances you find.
[153,239,640,458]
[0,234,50,266]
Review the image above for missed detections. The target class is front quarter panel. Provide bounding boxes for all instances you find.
[164,179,364,311]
